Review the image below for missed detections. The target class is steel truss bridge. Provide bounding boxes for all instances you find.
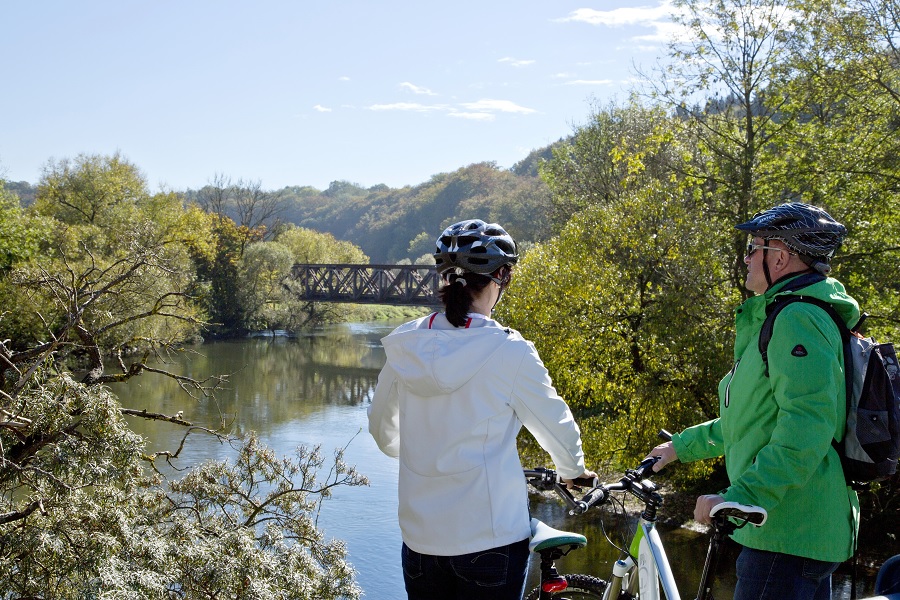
[288,264,440,306]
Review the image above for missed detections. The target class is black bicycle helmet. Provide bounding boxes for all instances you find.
[433,219,518,275]
[736,202,847,274]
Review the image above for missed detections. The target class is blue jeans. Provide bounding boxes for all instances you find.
[734,546,840,600]
[401,539,530,600]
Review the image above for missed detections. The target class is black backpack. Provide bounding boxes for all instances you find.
[758,276,900,486]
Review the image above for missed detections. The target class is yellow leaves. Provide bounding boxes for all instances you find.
[276,226,368,265]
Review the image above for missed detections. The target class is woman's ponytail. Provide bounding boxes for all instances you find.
[438,271,491,327]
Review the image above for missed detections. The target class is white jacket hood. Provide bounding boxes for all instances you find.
[382,321,511,396]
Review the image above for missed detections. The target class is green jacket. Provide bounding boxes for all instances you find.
[673,274,860,562]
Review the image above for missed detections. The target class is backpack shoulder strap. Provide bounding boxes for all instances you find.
[758,295,855,462]
[758,295,850,378]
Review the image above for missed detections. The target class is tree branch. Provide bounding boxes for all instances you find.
[0,498,45,525]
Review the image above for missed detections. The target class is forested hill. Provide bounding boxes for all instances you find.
[276,147,558,263]
[7,143,561,264]
[228,143,560,263]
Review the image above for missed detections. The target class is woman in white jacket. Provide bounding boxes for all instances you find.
[368,219,594,600]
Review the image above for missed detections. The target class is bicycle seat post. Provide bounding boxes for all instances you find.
[537,548,568,599]
[696,517,736,600]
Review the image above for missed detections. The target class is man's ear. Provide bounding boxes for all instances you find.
[772,247,795,273]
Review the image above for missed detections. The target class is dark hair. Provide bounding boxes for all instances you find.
[438,271,492,327]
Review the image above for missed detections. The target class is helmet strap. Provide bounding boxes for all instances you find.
[487,265,510,286]
[762,248,774,289]
[489,266,512,309]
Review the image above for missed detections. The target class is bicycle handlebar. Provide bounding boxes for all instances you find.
[524,455,663,516]
[525,429,765,526]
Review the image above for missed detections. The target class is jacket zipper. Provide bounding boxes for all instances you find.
[724,359,740,408]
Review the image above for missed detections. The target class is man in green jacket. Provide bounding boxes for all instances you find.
[650,203,860,600]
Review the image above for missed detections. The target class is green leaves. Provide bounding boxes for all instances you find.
[0,183,53,271]
[499,185,733,470]
[33,152,148,226]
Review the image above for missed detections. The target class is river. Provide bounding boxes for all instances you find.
[114,321,876,599]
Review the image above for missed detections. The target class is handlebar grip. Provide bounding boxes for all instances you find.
[570,487,608,515]
[632,456,661,479]
[658,429,673,442]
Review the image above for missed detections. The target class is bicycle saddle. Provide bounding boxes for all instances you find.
[710,501,768,526]
[529,518,587,553]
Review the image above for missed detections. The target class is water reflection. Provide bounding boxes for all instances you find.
[117,333,384,445]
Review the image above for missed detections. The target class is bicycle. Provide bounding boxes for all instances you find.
[523,430,767,600]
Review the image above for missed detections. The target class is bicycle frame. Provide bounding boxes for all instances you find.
[601,503,753,600]
[600,510,680,600]
[635,518,679,600]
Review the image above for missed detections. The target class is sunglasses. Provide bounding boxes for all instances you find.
[745,243,795,257]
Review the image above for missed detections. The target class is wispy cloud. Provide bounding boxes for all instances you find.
[558,2,673,27]
[448,112,495,121]
[338,76,351,82]
[458,99,537,115]
[366,98,537,119]
[557,1,675,44]
[400,82,437,96]
[636,19,687,43]
[563,79,614,86]
[368,102,449,112]
[313,104,332,112]
[498,57,536,68]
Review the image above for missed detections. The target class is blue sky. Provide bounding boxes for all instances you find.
[1,1,677,192]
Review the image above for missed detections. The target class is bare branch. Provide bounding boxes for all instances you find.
[95,362,230,398]
[0,498,45,525]
[119,407,193,425]
[140,425,230,473]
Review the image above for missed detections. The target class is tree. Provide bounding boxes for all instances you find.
[766,0,900,337]
[0,359,365,598]
[649,0,798,292]
[273,226,371,329]
[0,181,52,272]
[519,0,899,543]
[497,183,736,478]
[197,173,287,243]
[9,156,217,380]
[191,214,265,336]
[539,99,676,228]
[238,241,296,332]
[1,158,366,598]
[406,232,433,260]
[276,225,368,265]
[33,152,147,226]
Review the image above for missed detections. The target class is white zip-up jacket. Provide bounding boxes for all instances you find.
[368,311,586,556]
